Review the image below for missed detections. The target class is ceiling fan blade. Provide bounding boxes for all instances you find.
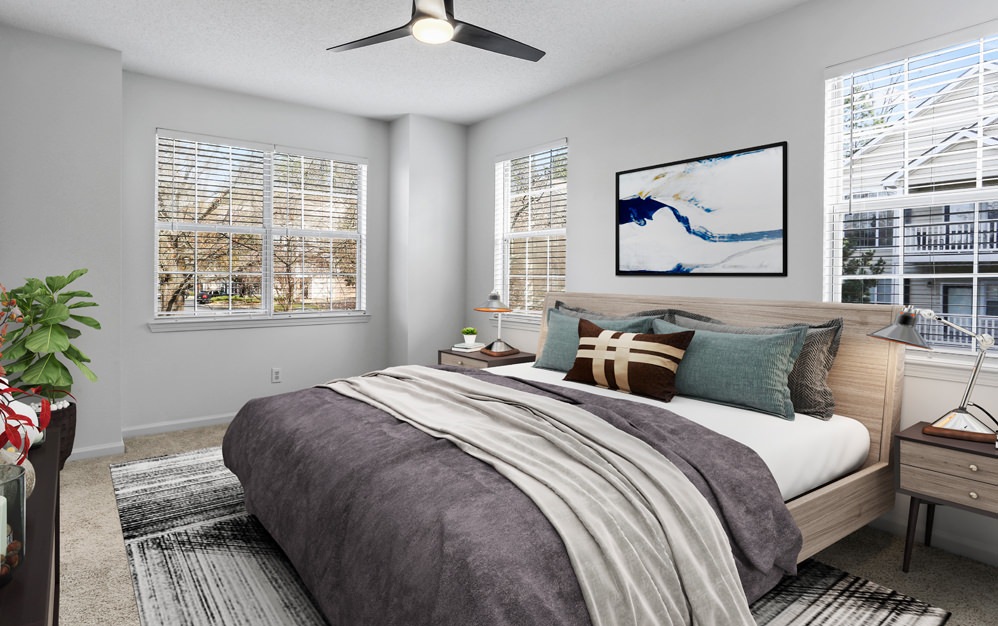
[327,24,411,52]
[451,21,545,62]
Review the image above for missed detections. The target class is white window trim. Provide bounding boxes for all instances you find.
[148,312,370,333]
[151,129,368,329]
[493,138,568,318]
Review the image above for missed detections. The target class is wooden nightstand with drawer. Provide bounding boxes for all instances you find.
[438,349,535,369]
[894,422,998,572]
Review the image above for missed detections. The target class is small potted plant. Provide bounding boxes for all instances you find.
[461,327,478,345]
[1,269,100,469]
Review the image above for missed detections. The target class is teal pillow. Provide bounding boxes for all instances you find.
[535,309,658,372]
[652,318,807,420]
[670,314,844,419]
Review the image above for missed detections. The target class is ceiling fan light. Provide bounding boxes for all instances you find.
[411,17,454,44]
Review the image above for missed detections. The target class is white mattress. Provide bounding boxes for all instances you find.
[488,362,870,501]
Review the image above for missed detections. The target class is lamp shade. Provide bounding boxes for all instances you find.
[474,292,512,313]
[868,310,931,349]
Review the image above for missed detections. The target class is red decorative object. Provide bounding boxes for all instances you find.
[0,384,51,466]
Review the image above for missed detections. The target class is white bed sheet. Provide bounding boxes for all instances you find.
[488,362,870,501]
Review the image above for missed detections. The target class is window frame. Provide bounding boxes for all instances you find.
[150,129,368,331]
[823,33,998,352]
[493,139,568,321]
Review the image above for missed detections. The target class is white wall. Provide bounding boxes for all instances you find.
[466,0,998,565]
[0,24,124,457]
[119,73,392,437]
[388,114,468,365]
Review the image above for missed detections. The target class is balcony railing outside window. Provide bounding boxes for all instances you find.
[916,314,998,348]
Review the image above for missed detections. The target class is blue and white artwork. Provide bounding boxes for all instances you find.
[616,142,787,275]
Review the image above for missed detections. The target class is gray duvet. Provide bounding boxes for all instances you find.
[222,365,801,626]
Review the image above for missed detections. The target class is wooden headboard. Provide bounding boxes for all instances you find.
[541,293,906,469]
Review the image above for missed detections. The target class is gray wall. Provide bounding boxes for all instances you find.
[388,114,467,365]
[465,0,998,566]
[120,73,392,438]
[0,24,124,456]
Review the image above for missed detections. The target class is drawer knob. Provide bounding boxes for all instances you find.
[970,491,980,500]
[970,464,979,472]
[457,360,464,365]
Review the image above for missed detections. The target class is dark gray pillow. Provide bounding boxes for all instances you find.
[653,319,807,420]
[670,313,844,419]
[554,301,675,320]
[535,308,658,372]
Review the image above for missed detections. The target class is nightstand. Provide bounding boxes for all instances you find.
[894,422,998,572]
[438,349,535,369]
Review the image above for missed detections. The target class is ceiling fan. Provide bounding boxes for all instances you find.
[327,0,545,62]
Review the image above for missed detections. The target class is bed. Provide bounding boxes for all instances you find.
[222,292,905,625]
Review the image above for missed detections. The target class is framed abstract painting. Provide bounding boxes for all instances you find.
[616,142,787,275]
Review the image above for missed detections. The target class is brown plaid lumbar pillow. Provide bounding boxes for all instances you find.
[564,318,694,402]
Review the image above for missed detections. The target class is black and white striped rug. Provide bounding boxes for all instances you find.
[111,447,950,626]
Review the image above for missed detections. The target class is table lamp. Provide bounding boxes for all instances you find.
[474,292,519,357]
[869,306,997,444]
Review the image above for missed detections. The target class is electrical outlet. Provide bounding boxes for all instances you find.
[271,367,282,384]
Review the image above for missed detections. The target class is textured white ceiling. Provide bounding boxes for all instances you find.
[0,0,812,124]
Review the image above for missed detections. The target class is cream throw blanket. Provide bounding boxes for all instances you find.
[323,365,754,626]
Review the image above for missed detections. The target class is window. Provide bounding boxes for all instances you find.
[155,131,366,321]
[494,140,568,316]
[824,34,998,349]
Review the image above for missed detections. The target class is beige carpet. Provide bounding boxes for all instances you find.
[60,424,997,626]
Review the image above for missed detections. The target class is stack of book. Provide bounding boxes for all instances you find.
[452,342,485,352]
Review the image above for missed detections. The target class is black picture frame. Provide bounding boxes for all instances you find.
[615,142,787,276]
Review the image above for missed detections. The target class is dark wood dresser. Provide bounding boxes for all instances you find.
[0,427,61,625]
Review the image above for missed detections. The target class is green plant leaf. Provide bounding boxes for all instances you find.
[65,268,88,284]
[45,275,70,293]
[24,324,71,353]
[2,341,28,361]
[37,302,70,326]
[3,326,26,343]
[64,345,97,381]
[69,314,101,330]
[22,277,46,293]
[57,290,93,303]
[2,357,30,374]
[67,301,98,309]
[75,361,97,382]
[22,354,72,387]
[64,344,92,364]
[60,324,82,339]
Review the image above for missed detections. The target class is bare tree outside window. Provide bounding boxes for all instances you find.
[155,134,365,319]
[496,143,567,315]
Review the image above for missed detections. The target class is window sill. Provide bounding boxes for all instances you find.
[147,312,371,333]
[904,348,998,389]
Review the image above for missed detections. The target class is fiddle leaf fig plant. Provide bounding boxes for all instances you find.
[1,268,100,399]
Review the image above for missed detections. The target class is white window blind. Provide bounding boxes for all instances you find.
[494,141,568,315]
[824,34,998,350]
[155,132,367,319]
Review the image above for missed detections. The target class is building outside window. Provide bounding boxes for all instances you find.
[824,34,998,349]
[155,131,367,321]
[493,140,568,317]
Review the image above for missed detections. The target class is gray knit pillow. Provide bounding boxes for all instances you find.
[670,314,844,419]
